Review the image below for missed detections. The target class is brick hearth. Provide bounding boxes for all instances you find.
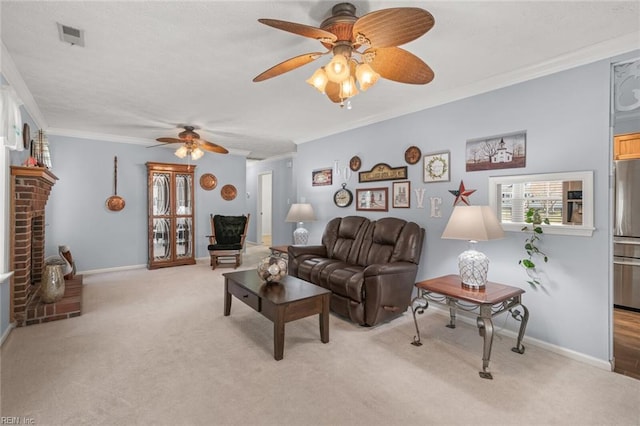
[9,166,82,326]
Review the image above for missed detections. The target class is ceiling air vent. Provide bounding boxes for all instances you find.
[57,23,84,47]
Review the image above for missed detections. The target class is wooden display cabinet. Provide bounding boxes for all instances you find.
[146,162,196,269]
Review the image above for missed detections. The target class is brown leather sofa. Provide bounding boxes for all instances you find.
[288,216,425,326]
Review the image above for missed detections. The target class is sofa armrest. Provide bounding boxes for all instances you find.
[362,262,419,326]
[288,245,327,258]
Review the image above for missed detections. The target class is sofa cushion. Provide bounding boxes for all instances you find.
[323,216,369,263]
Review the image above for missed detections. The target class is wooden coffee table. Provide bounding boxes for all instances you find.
[411,274,529,379]
[223,270,331,360]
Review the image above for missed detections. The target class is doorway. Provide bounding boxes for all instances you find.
[257,171,273,247]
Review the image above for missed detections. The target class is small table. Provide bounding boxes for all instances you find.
[223,270,330,360]
[411,274,529,379]
[269,245,289,258]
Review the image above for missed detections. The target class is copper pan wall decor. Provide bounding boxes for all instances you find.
[106,156,125,211]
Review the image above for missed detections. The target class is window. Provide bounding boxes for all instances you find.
[489,171,594,236]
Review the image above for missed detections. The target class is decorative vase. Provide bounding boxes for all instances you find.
[41,264,65,303]
[257,256,288,283]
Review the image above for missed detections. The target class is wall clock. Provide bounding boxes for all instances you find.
[334,184,353,208]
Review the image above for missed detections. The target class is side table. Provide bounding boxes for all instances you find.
[411,274,529,379]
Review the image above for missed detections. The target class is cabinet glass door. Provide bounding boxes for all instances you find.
[175,174,192,215]
[175,217,193,259]
[152,173,171,216]
[152,218,171,261]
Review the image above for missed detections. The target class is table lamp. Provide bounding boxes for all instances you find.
[285,203,316,245]
[441,205,505,288]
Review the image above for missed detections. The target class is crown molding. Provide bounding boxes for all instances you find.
[0,42,48,129]
[295,33,640,145]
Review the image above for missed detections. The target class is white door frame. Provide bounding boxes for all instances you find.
[257,171,273,246]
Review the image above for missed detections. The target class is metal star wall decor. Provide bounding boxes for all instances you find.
[449,180,476,206]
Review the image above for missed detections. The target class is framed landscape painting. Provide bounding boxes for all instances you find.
[466,131,526,172]
[312,168,333,186]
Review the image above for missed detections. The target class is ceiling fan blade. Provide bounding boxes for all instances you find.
[366,47,434,84]
[197,139,229,154]
[155,137,183,143]
[325,81,342,103]
[258,19,337,42]
[353,8,434,48]
[253,52,327,82]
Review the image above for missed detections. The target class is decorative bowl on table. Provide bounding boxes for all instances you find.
[257,256,287,283]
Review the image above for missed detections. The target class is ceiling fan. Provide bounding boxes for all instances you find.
[253,2,435,106]
[154,126,229,160]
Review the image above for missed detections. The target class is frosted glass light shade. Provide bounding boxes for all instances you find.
[306,68,329,93]
[442,206,504,288]
[325,55,350,83]
[174,145,188,158]
[191,147,204,160]
[355,63,379,91]
[339,76,358,99]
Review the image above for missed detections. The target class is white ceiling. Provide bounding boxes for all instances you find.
[1,1,639,160]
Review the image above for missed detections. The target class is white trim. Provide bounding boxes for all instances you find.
[0,322,15,347]
[295,34,639,145]
[488,170,595,237]
[428,306,611,371]
[78,264,146,276]
[0,42,47,129]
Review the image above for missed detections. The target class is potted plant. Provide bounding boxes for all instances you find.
[519,207,549,286]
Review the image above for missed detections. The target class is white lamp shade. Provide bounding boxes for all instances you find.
[191,147,204,160]
[441,205,504,242]
[285,203,316,223]
[355,63,379,91]
[442,205,504,288]
[174,145,188,159]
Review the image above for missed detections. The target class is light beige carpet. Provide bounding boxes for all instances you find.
[1,245,639,425]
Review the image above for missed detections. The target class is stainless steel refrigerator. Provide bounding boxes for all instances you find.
[614,159,640,311]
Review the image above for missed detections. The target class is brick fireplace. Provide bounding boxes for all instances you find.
[9,166,82,326]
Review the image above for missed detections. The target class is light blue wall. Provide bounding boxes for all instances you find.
[12,135,247,271]
[292,52,639,362]
[246,156,296,246]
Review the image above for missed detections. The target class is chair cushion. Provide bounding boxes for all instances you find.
[213,215,247,245]
[208,243,243,251]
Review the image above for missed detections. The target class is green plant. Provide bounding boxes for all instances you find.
[519,208,550,286]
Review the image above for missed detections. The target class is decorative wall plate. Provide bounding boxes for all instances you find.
[349,156,362,171]
[221,184,237,201]
[405,146,421,165]
[23,123,30,149]
[199,173,218,190]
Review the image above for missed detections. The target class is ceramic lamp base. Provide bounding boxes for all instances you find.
[458,249,489,288]
[293,224,309,245]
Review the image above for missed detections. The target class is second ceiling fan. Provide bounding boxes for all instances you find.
[253,2,435,106]
[155,126,229,160]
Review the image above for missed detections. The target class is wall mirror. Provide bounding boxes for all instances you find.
[488,171,594,236]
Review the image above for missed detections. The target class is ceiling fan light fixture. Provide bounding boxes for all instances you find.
[175,145,188,159]
[355,63,379,91]
[306,67,329,93]
[339,75,358,99]
[325,54,350,83]
[191,147,205,161]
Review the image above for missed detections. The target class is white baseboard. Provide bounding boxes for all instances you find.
[428,305,612,371]
[78,264,146,276]
[1,322,15,347]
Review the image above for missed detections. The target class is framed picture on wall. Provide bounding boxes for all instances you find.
[312,168,333,186]
[465,131,526,171]
[423,151,450,183]
[356,187,388,211]
[392,181,411,208]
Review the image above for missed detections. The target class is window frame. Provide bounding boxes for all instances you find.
[488,171,594,236]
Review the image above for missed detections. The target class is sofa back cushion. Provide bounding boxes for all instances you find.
[357,217,424,266]
[322,216,370,263]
